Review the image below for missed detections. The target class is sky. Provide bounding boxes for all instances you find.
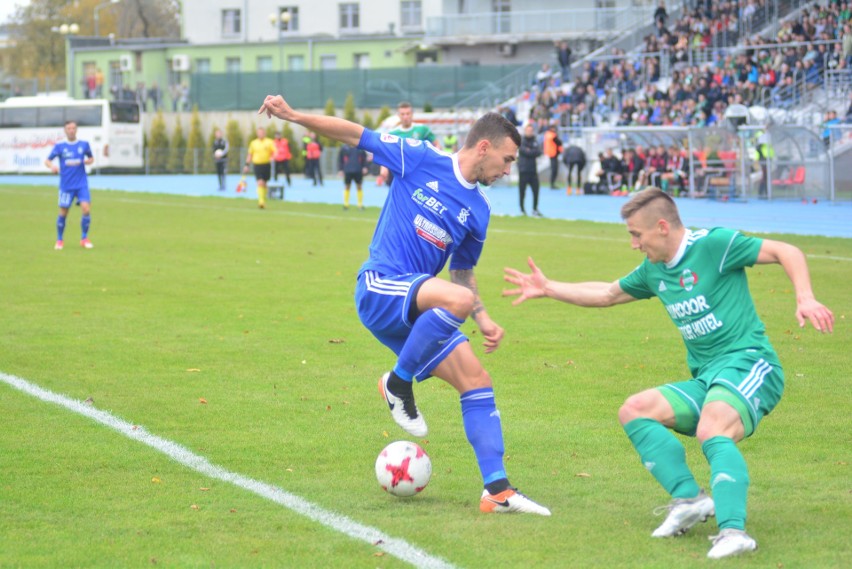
[2,0,29,25]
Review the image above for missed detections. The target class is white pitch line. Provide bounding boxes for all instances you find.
[0,371,457,569]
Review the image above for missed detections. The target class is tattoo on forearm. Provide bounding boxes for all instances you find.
[450,269,485,319]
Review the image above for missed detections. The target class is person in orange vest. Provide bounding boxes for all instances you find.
[304,131,323,186]
[543,125,563,189]
[272,132,292,185]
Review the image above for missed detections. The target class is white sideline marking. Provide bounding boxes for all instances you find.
[0,371,457,569]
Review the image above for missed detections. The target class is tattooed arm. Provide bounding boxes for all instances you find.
[450,268,504,354]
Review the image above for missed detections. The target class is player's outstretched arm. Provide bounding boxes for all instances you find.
[756,239,834,333]
[258,95,363,147]
[503,257,635,308]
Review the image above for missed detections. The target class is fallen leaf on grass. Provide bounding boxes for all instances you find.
[328,338,345,344]
[190,504,199,510]
[575,472,591,478]
[199,398,208,404]
[373,552,386,557]
[199,487,210,491]
[151,477,161,484]
[186,368,201,372]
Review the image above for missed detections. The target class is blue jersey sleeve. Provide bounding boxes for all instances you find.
[359,129,427,178]
[47,144,61,161]
[449,232,485,271]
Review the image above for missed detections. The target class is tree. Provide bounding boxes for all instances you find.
[362,111,375,131]
[148,110,169,173]
[343,93,357,123]
[167,118,186,173]
[321,97,339,148]
[184,106,206,173]
[7,0,179,85]
[376,105,392,130]
[225,119,243,173]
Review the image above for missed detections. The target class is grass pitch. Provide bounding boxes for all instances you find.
[0,184,849,568]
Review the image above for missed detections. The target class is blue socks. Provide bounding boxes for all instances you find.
[81,214,91,239]
[461,387,506,484]
[56,215,66,240]
[702,436,749,530]
[624,418,701,499]
[393,307,464,381]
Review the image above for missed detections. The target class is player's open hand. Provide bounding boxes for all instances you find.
[796,297,834,333]
[503,257,548,305]
[258,95,293,121]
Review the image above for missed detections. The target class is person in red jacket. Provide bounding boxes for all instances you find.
[272,132,292,185]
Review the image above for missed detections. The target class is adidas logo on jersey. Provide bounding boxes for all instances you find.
[658,281,667,292]
[426,181,439,192]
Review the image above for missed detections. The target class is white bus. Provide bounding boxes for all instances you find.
[0,97,143,173]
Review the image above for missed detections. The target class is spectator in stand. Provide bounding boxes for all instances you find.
[661,145,687,196]
[555,40,573,82]
[597,147,626,195]
[821,110,840,147]
[621,147,644,191]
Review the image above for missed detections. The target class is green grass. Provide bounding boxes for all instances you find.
[0,184,850,568]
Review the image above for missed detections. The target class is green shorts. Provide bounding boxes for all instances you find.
[658,350,784,438]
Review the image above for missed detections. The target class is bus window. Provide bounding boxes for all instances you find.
[110,102,140,123]
[66,105,102,127]
[38,106,65,127]
[3,106,37,127]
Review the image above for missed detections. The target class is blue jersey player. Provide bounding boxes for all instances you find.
[259,94,550,516]
[45,121,95,250]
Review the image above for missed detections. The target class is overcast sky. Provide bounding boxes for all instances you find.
[2,0,29,25]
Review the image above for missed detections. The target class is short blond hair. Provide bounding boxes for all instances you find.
[620,187,683,228]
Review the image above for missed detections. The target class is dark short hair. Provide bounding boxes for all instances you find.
[464,112,521,149]
[64,120,76,127]
[397,101,413,110]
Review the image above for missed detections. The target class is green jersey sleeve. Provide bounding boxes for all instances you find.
[714,228,763,274]
[619,262,656,300]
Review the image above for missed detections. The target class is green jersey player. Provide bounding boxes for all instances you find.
[503,188,834,559]
[376,101,440,186]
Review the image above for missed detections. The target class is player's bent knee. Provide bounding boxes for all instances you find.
[618,392,656,425]
[446,286,475,319]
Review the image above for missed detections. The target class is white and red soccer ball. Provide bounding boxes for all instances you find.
[375,441,432,497]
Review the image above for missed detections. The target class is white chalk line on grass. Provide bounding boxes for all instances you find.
[0,371,457,569]
[4,186,850,259]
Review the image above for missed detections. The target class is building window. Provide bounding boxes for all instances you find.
[257,56,273,72]
[401,1,422,30]
[225,57,241,73]
[492,0,510,34]
[196,58,211,73]
[353,52,371,69]
[275,7,299,33]
[339,3,359,32]
[222,9,241,38]
[320,54,337,69]
[288,55,305,70]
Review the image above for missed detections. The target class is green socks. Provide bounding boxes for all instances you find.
[702,436,749,530]
[624,418,701,499]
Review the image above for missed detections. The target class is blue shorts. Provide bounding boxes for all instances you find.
[355,270,468,380]
[58,187,90,209]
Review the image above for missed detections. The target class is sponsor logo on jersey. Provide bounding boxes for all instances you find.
[679,268,699,291]
[426,181,439,192]
[413,214,453,251]
[411,188,448,215]
[457,208,470,225]
[405,138,422,147]
[380,133,399,143]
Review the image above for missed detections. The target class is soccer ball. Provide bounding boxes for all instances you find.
[375,441,432,497]
[214,149,224,159]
